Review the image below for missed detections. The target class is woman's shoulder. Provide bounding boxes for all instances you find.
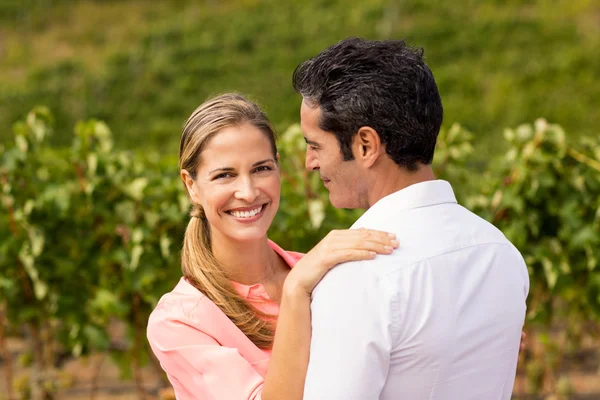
[148,277,214,325]
[147,277,257,352]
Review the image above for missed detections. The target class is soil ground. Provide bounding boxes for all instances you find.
[1,332,598,399]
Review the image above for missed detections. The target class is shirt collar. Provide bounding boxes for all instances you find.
[352,180,457,228]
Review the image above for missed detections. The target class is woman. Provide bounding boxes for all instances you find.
[147,93,398,399]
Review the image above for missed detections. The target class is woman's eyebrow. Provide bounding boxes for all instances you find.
[209,167,234,174]
[209,159,275,174]
[253,158,276,166]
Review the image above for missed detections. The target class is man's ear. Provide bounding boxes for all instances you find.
[181,169,201,204]
[353,126,383,168]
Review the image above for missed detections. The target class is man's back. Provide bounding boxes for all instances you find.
[303,181,529,400]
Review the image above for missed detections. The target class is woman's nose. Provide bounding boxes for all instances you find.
[234,176,260,202]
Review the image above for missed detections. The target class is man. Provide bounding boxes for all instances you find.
[293,38,529,399]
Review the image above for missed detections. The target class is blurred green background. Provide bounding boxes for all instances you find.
[1,1,599,399]
[1,0,599,156]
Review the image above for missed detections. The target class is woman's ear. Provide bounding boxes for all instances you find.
[353,126,382,168]
[181,169,201,204]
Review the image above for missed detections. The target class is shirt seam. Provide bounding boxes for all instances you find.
[388,241,520,347]
[381,241,518,279]
[152,294,209,322]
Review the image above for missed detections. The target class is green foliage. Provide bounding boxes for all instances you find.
[1,108,186,396]
[463,119,600,326]
[1,0,599,161]
[1,108,599,395]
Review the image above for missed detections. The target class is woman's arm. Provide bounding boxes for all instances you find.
[262,229,398,400]
[262,283,311,400]
[147,301,266,400]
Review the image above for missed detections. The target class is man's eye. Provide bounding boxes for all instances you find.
[308,145,318,151]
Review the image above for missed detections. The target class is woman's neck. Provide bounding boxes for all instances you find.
[211,233,280,286]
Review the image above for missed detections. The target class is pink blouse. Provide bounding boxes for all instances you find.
[147,240,303,400]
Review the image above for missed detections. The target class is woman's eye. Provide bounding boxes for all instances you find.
[254,165,272,172]
[214,172,233,180]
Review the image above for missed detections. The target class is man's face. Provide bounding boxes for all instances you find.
[300,100,365,209]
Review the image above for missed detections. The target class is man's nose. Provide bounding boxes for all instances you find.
[235,176,260,202]
[305,149,319,171]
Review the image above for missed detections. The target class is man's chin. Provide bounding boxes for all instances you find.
[329,192,350,209]
[329,190,366,210]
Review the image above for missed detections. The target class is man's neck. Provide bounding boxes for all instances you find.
[210,233,279,286]
[367,163,437,208]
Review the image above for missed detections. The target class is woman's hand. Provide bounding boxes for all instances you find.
[284,228,398,296]
[264,228,397,400]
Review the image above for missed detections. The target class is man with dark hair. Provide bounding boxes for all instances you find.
[294,38,529,399]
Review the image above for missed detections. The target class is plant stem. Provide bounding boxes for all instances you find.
[89,354,106,400]
[568,148,600,172]
[27,323,44,400]
[132,294,146,400]
[0,304,15,400]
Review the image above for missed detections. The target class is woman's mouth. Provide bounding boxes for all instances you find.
[226,203,268,221]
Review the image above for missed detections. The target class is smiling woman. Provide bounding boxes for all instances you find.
[182,122,281,244]
[146,93,399,400]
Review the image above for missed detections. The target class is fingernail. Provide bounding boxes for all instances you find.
[384,245,393,252]
[369,251,377,257]
[391,240,399,247]
[388,232,396,238]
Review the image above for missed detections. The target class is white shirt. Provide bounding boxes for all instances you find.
[303,180,529,400]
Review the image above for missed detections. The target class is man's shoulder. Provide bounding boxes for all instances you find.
[312,260,373,298]
[310,256,401,305]
[357,200,515,250]
[345,202,524,277]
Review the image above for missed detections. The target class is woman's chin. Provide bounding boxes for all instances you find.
[229,230,270,243]
[225,222,273,243]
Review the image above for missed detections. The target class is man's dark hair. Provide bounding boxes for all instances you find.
[293,38,443,171]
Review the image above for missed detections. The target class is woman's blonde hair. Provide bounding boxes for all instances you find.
[179,93,278,349]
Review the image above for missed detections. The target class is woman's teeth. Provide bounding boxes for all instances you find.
[230,205,263,218]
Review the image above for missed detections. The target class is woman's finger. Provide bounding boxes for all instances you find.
[327,236,399,253]
[327,249,378,266]
[327,230,397,249]
[362,228,396,242]
[353,228,396,242]
[366,239,398,254]
[323,238,398,268]
[331,228,395,242]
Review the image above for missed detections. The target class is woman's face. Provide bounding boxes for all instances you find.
[182,122,280,244]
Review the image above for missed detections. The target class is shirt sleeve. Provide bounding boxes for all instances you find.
[303,262,393,400]
[147,303,264,400]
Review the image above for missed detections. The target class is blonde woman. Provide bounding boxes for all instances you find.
[147,93,398,399]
